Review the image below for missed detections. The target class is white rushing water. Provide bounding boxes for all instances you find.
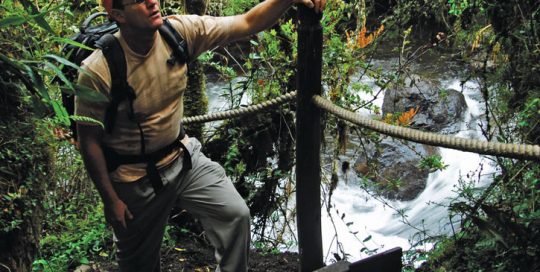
[205,64,497,264]
[316,74,497,263]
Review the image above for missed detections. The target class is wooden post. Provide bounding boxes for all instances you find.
[296,5,324,272]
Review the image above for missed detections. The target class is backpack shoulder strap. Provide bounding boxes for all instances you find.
[95,34,135,134]
[159,18,189,65]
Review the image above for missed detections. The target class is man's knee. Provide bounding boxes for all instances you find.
[225,199,250,223]
[206,163,250,221]
[237,201,250,221]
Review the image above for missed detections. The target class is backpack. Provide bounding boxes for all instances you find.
[61,12,188,140]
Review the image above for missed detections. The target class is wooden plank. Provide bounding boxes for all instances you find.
[314,261,351,272]
[349,247,403,272]
[296,5,324,272]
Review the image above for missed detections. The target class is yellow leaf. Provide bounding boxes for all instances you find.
[383,113,395,124]
[471,24,492,52]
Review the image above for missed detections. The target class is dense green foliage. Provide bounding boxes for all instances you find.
[0,84,51,271]
[0,0,539,271]
[0,0,109,270]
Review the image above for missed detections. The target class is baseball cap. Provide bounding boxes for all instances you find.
[102,0,113,15]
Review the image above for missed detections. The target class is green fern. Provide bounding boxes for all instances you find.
[70,115,104,129]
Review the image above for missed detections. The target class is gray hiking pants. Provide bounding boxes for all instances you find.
[109,138,250,272]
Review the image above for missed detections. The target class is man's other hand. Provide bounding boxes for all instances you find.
[106,199,134,229]
[294,0,326,13]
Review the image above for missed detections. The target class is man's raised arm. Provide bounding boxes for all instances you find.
[228,0,325,41]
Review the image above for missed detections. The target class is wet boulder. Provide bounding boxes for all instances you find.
[354,136,439,201]
[382,78,467,133]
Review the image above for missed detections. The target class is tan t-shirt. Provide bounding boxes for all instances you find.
[75,15,234,182]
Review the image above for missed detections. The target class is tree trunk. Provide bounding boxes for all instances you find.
[0,88,50,272]
[183,0,208,140]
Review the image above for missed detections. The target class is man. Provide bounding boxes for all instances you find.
[75,0,324,271]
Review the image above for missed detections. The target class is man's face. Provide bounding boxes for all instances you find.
[114,0,163,32]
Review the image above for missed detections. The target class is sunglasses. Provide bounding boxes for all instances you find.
[123,0,146,7]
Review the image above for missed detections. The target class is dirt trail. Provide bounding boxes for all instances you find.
[87,233,300,272]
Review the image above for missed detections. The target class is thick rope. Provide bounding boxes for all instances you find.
[181,92,540,160]
[182,91,297,124]
[312,95,540,161]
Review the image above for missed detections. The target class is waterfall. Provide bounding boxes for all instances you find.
[318,75,496,263]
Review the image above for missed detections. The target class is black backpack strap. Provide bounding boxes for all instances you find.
[102,126,189,172]
[159,18,189,65]
[96,34,136,134]
[80,12,109,33]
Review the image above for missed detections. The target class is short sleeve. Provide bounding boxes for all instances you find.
[167,15,235,60]
[74,50,111,126]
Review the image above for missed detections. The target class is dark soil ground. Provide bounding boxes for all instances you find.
[160,233,300,272]
[87,232,300,272]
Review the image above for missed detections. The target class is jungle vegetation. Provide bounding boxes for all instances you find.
[0,0,539,271]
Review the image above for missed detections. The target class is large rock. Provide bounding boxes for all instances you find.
[382,78,467,133]
[354,136,439,201]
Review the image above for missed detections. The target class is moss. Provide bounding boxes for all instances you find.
[184,60,209,140]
